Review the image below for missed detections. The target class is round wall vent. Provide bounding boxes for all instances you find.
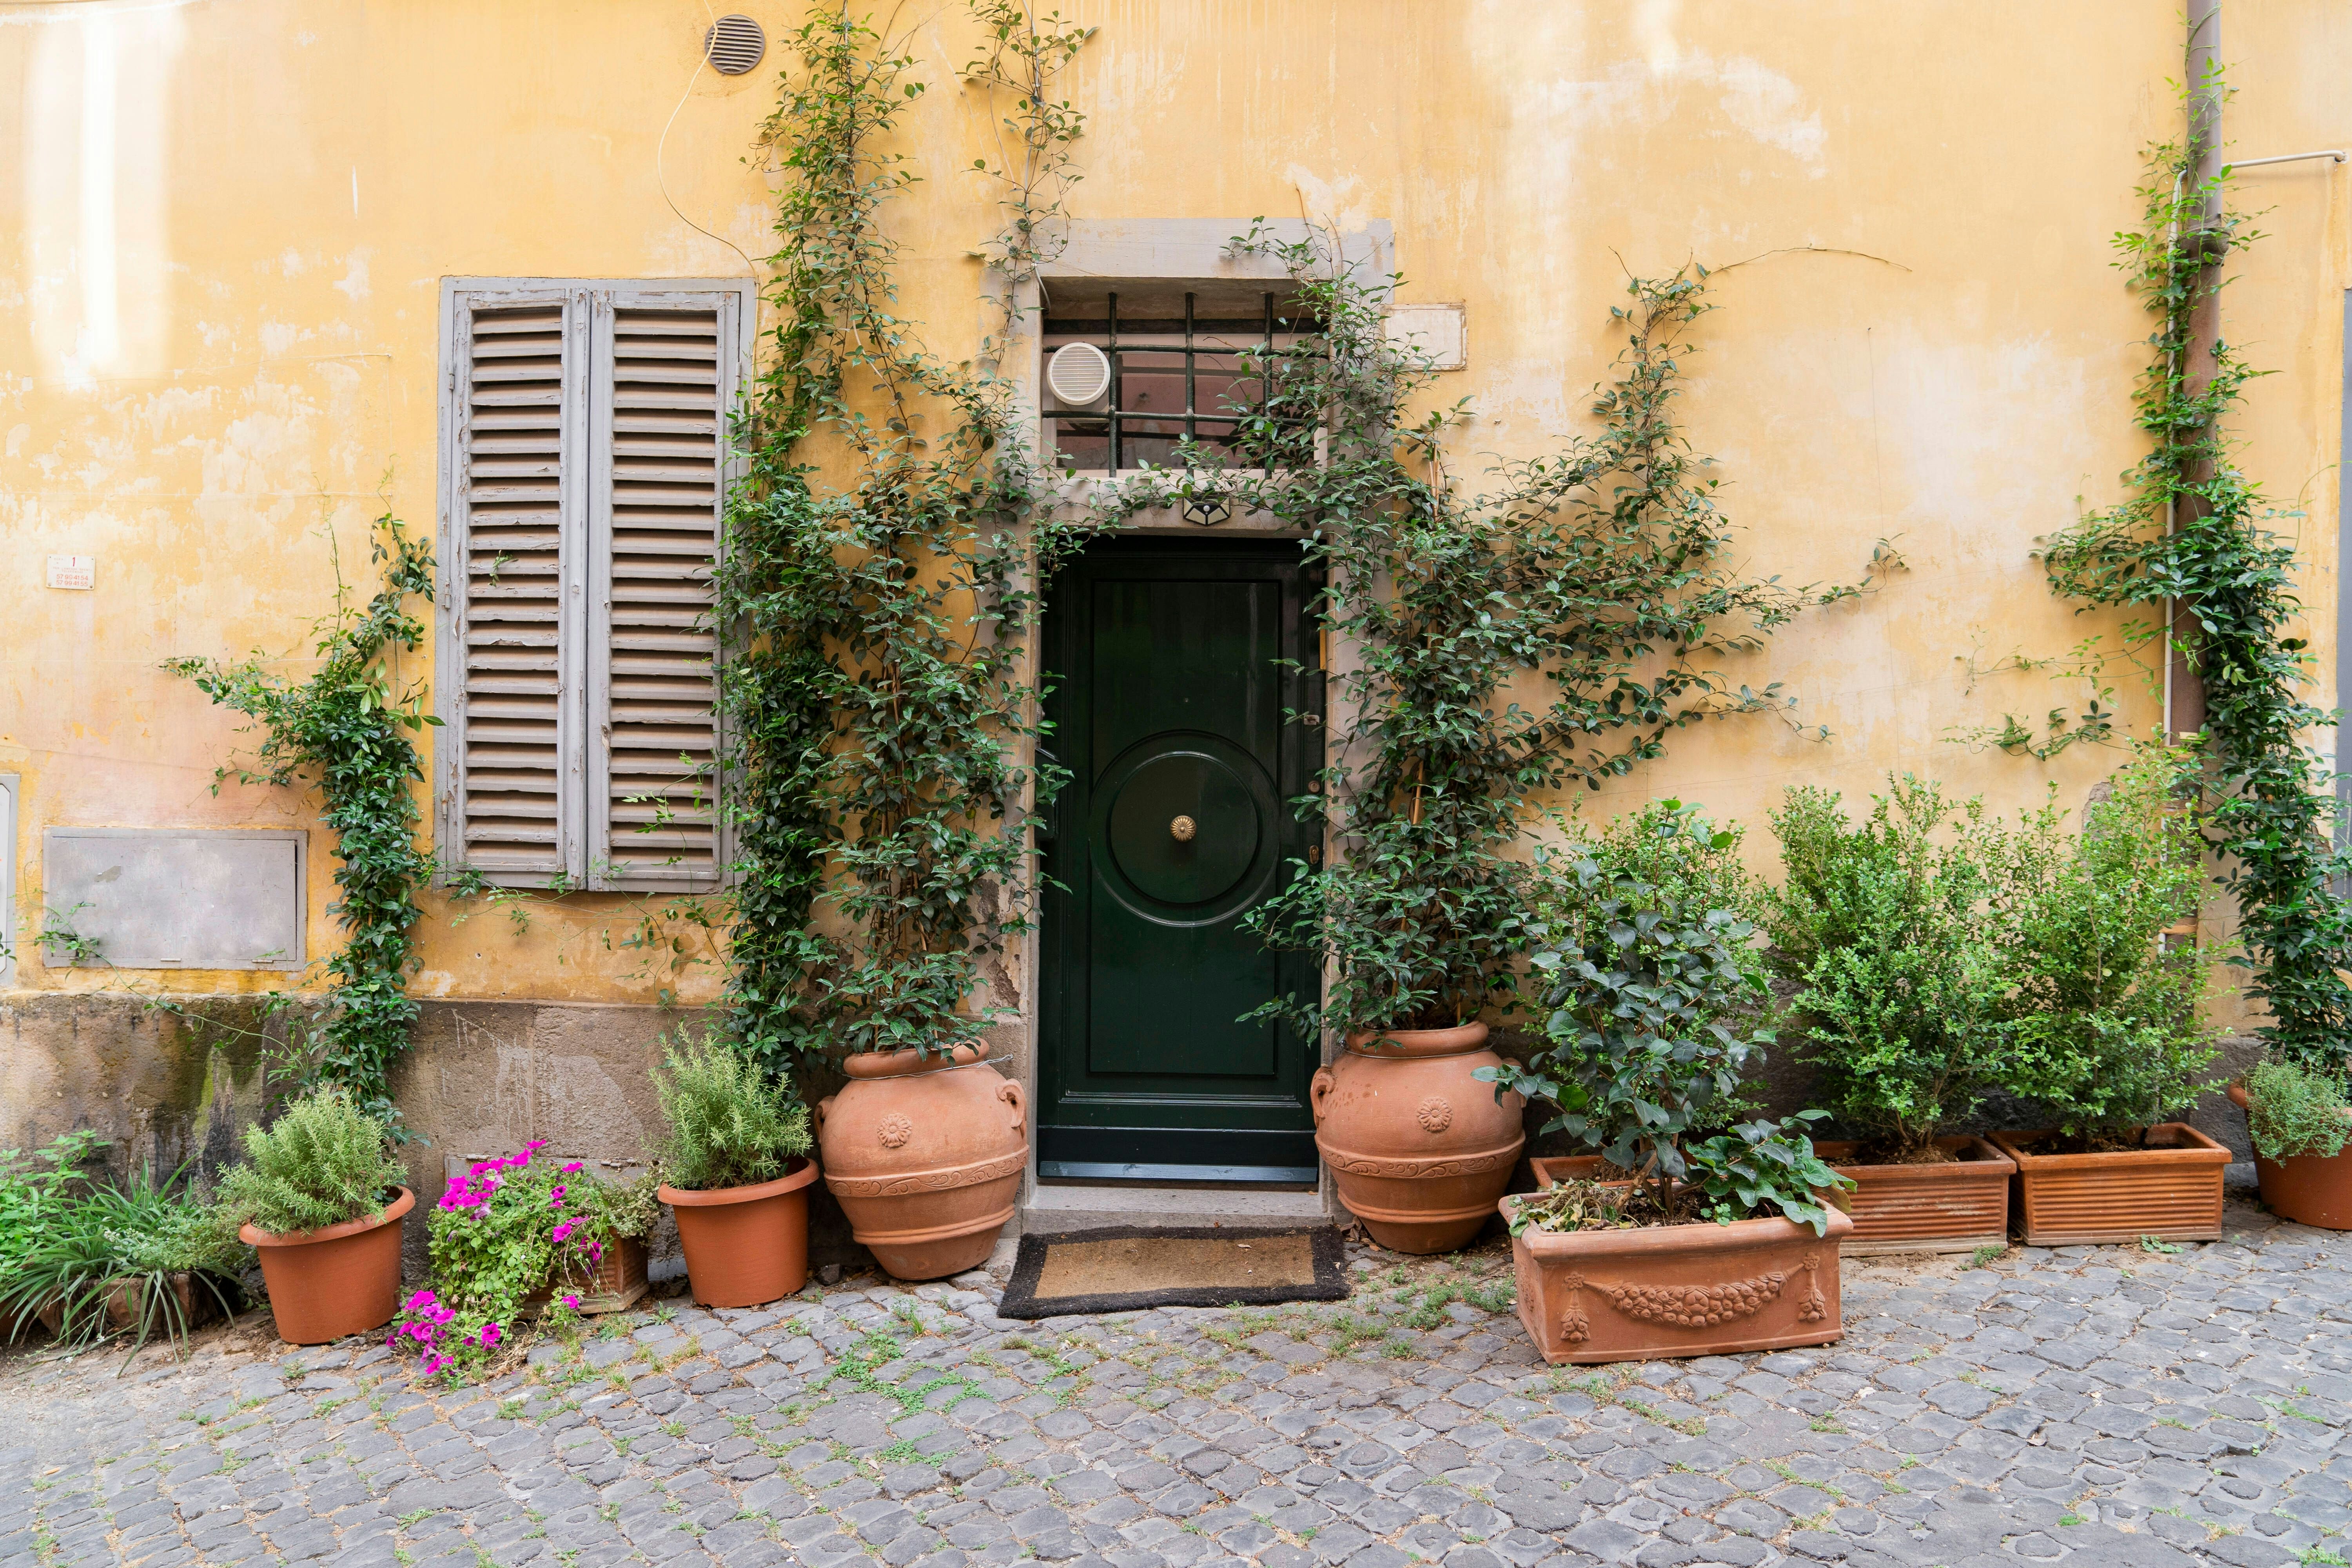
[1047,342,1112,407]
[704,14,767,76]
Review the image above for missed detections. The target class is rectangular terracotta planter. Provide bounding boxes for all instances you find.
[1987,1123,2230,1246]
[1816,1136,2014,1256]
[1510,1156,1854,1365]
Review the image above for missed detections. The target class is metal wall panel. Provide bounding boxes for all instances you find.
[41,828,307,971]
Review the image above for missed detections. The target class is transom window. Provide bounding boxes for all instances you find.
[1041,281,1319,473]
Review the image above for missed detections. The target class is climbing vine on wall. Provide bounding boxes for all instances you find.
[715,4,1091,1082]
[1092,238,1896,1036]
[168,517,438,1128]
[2039,71,2352,1069]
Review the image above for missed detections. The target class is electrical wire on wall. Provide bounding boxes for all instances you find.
[656,0,761,280]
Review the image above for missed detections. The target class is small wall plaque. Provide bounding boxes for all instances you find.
[1383,303,1467,372]
[45,555,94,590]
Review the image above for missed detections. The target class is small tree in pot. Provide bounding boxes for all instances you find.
[654,1034,817,1308]
[217,1088,412,1345]
[1763,778,2021,1254]
[1987,749,2227,1244]
[1482,812,1853,1365]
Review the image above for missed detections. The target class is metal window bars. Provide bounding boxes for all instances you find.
[1042,289,1314,473]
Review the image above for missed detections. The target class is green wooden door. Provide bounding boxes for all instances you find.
[1036,537,1323,1182]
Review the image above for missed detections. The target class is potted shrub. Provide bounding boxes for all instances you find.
[218,1088,412,1345]
[2229,1060,2352,1228]
[0,1146,250,1357]
[1989,750,2228,1244]
[1764,779,2017,1254]
[387,1140,638,1377]
[1482,828,1855,1364]
[657,1034,821,1305]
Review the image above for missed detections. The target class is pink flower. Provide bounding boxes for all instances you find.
[561,1161,584,1174]
[549,1185,566,1205]
[589,1241,604,1263]
[407,1323,432,1343]
[552,1221,575,1243]
[406,1289,437,1310]
[561,1294,581,1309]
[478,1322,502,1347]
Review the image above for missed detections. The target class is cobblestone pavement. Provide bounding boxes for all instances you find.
[7,1179,2352,1568]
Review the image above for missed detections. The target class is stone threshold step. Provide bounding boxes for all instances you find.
[1017,1181,1333,1235]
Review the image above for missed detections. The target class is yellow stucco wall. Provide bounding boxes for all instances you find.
[2,0,2344,1021]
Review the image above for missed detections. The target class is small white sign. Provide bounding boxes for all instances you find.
[1384,303,1468,372]
[45,555,94,591]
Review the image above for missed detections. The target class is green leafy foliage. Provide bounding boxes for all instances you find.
[1172,239,1887,1036]
[2242,1058,2351,1163]
[167,517,437,1124]
[0,1162,249,1357]
[0,1130,104,1286]
[1997,750,2217,1140]
[2037,67,2352,1072]
[716,7,1092,1079]
[215,1087,406,1237]
[654,1032,813,1193]
[399,1142,612,1379]
[1765,779,2014,1158]
[1679,1120,1849,1236]
[1482,808,1844,1230]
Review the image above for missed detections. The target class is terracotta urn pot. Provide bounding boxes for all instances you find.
[1313,1022,1525,1254]
[817,1042,1028,1280]
[2228,1082,2352,1229]
[1987,1125,2230,1245]
[241,1187,414,1346]
[659,1158,820,1308]
[1507,1156,1854,1365]
[1816,1137,2016,1256]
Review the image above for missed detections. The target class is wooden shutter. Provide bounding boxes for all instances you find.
[441,292,584,882]
[586,293,735,890]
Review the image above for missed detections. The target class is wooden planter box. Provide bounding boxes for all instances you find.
[525,1236,650,1316]
[1817,1136,2014,1256]
[1987,1124,2230,1245]
[1508,1156,1853,1365]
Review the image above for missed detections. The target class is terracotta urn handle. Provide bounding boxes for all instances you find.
[1310,1065,1336,1126]
[997,1078,1027,1137]
[813,1093,835,1138]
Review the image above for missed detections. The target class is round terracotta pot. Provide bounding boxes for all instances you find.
[240,1187,414,1346]
[1314,1022,1525,1254]
[2229,1081,2352,1229]
[816,1042,1028,1281]
[658,1157,821,1308]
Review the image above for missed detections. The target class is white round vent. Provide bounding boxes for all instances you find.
[1047,341,1112,407]
[704,14,767,75]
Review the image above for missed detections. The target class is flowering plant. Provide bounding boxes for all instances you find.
[386,1141,606,1379]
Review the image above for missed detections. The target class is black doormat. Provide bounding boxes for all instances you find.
[998,1225,1350,1319]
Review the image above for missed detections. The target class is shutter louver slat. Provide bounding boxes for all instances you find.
[597,305,722,886]
[458,303,569,874]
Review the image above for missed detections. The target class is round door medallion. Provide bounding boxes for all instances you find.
[1105,750,1260,906]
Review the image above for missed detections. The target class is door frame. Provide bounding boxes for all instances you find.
[989,220,1391,1217]
[1031,535,1327,1184]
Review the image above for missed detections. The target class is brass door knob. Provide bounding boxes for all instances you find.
[1170,815,1197,842]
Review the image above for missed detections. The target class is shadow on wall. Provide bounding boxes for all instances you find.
[0,993,274,1181]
